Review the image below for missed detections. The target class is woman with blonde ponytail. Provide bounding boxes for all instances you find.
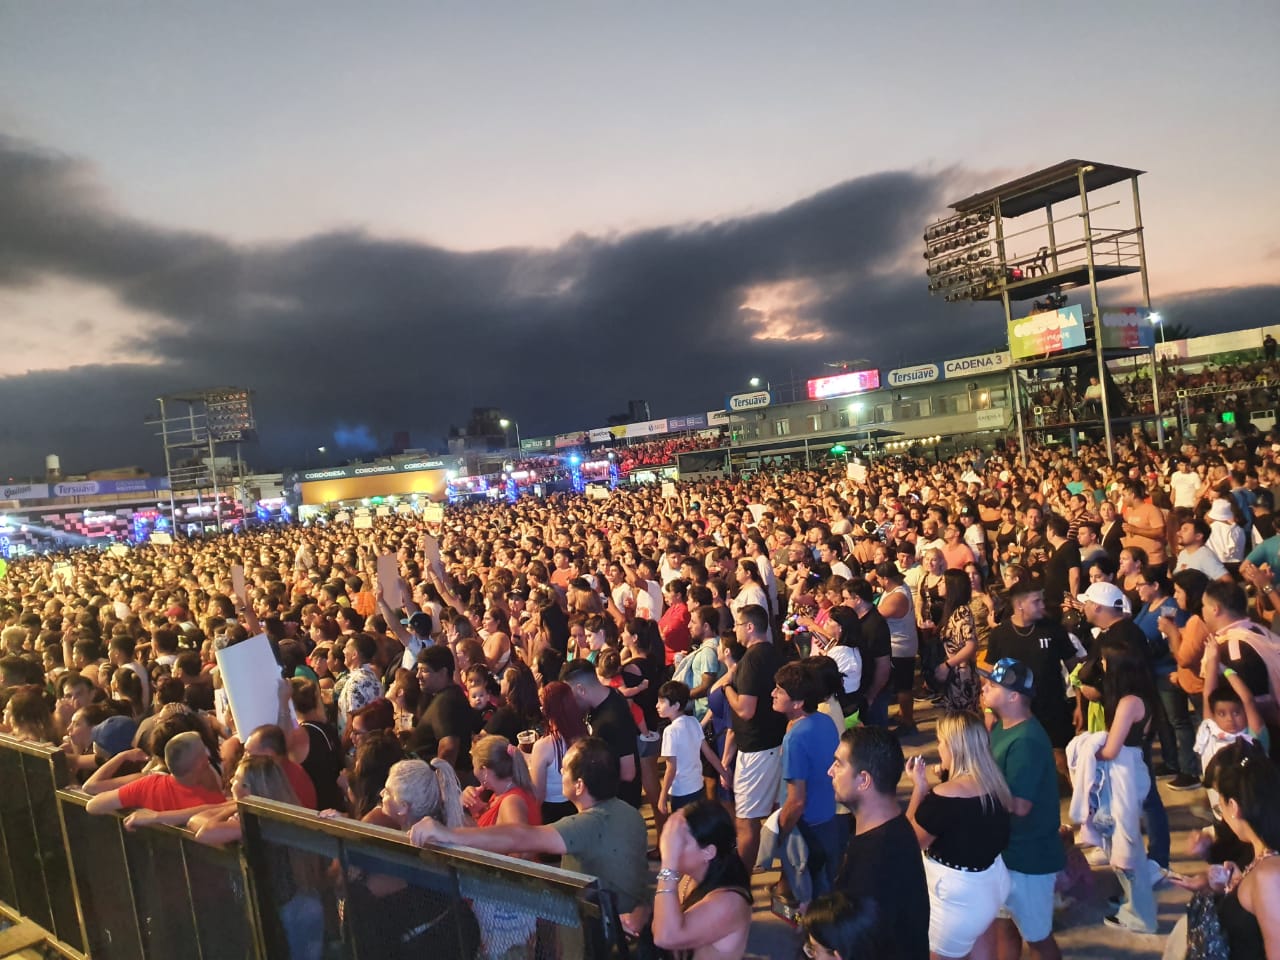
[379,757,468,829]
[465,734,541,834]
[351,757,481,958]
[464,735,544,958]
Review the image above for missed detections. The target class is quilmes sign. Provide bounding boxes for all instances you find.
[886,364,940,388]
[942,351,1011,380]
[1,483,49,501]
[725,390,773,412]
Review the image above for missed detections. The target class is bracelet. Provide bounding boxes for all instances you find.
[656,867,680,881]
[656,886,679,895]
[1223,668,1237,678]
[1264,586,1274,595]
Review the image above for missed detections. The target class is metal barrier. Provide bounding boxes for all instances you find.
[0,734,628,959]
[238,797,626,960]
[0,734,86,956]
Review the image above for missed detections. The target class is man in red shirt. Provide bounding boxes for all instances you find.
[86,731,225,821]
[244,724,318,809]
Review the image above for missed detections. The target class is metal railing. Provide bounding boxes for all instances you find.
[0,735,627,959]
[0,735,85,956]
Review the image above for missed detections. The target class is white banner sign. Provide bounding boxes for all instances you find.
[976,408,1008,429]
[215,633,284,738]
[377,554,404,608]
[943,351,1011,379]
[886,364,940,387]
[1,483,50,501]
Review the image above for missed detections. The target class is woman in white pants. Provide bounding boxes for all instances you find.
[907,711,1012,959]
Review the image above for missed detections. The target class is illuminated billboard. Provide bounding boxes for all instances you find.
[806,369,881,400]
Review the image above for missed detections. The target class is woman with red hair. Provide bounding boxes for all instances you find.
[528,680,587,823]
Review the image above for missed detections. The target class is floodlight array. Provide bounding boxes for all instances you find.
[923,207,998,301]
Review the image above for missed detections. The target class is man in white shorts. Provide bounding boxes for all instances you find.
[981,658,1065,960]
[712,603,786,871]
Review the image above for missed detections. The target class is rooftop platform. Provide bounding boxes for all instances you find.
[951,159,1146,218]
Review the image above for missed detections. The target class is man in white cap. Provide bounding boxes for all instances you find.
[1075,581,1146,661]
[1172,517,1231,583]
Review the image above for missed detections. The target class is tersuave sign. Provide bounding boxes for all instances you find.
[725,391,773,412]
[886,364,940,387]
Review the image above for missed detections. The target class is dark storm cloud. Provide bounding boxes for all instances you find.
[0,131,1266,478]
[1157,284,1280,335]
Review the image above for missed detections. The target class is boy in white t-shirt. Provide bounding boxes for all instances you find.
[657,680,729,815]
[1189,642,1270,861]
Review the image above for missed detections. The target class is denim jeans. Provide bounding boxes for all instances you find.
[1141,742,1170,868]
[1114,861,1158,933]
[280,892,324,960]
[1153,661,1198,776]
[865,688,892,727]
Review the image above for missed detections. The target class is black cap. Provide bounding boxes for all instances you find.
[400,612,433,636]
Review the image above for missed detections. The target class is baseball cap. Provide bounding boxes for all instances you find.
[1076,581,1131,615]
[977,657,1035,696]
[400,612,433,636]
[92,715,138,759]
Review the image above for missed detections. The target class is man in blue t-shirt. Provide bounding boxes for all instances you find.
[773,660,841,898]
[981,658,1065,960]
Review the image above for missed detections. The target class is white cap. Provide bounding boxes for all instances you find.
[1076,581,1131,615]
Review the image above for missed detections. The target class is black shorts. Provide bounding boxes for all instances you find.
[890,656,916,693]
[1039,706,1073,749]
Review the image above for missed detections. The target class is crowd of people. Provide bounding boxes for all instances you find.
[4,417,1280,959]
[1024,347,1280,434]
[614,435,722,475]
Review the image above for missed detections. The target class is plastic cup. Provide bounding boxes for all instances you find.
[517,730,538,754]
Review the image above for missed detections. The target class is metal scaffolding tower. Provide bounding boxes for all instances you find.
[145,388,255,533]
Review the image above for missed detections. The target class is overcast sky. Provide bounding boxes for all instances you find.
[1,2,1277,476]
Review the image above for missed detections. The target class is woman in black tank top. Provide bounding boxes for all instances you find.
[1171,740,1280,958]
[649,799,752,959]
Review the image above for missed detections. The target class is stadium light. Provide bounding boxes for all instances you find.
[1150,311,1166,344]
[499,418,521,449]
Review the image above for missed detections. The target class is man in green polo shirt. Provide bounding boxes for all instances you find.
[980,658,1064,960]
[407,736,649,914]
